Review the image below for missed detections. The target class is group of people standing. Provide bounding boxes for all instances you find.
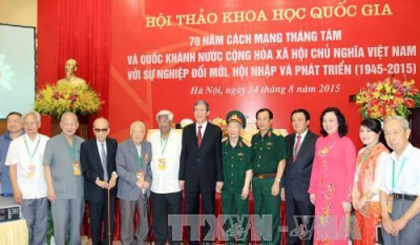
[0,100,419,245]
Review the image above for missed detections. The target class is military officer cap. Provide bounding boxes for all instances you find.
[226,110,246,128]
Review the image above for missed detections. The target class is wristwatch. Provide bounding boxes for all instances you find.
[275,177,281,183]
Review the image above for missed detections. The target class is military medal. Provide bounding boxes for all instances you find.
[137,170,145,182]
[24,136,41,178]
[67,136,80,176]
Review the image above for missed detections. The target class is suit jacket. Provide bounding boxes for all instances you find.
[116,139,152,200]
[179,122,223,192]
[80,138,118,203]
[283,131,318,201]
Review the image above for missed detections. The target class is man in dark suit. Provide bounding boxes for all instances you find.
[281,109,318,245]
[179,100,223,244]
[80,117,118,245]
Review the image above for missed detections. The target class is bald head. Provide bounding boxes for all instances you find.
[93,117,110,142]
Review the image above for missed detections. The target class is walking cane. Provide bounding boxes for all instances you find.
[108,188,111,245]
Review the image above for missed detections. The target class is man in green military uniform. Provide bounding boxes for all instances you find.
[252,108,286,245]
[221,110,253,244]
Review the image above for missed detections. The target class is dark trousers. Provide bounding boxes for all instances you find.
[285,193,314,245]
[88,190,116,245]
[151,191,182,245]
[185,189,216,244]
[221,189,249,244]
[253,177,281,245]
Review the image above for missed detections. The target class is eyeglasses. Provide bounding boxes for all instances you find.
[94,128,108,133]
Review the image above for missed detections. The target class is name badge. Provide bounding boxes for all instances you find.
[137,170,145,182]
[28,164,36,178]
[73,161,81,175]
[158,158,167,170]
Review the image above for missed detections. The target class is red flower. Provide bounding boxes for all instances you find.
[380,106,387,117]
[52,92,60,100]
[404,98,416,108]
[371,99,380,105]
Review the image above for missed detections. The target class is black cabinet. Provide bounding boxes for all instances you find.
[409,109,420,148]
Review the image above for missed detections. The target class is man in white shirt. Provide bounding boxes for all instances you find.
[149,110,182,245]
[6,111,50,245]
[380,116,420,245]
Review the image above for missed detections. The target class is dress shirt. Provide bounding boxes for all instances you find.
[196,121,208,137]
[5,133,49,199]
[149,130,182,194]
[293,129,308,155]
[381,143,420,195]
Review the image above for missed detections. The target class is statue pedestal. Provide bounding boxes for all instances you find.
[51,115,89,139]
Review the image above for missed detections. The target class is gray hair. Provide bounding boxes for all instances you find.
[22,111,41,124]
[61,111,78,122]
[384,116,410,130]
[193,100,209,111]
[130,121,145,134]
[156,110,173,121]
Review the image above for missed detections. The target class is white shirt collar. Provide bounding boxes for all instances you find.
[390,143,414,162]
[96,139,106,146]
[196,121,208,134]
[24,133,40,142]
[295,129,308,140]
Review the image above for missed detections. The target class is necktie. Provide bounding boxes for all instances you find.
[197,125,203,149]
[101,142,109,181]
[293,135,301,162]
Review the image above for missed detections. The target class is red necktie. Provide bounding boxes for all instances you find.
[197,125,203,149]
[293,135,301,162]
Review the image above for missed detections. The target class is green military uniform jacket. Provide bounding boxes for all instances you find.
[251,128,286,175]
[222,137,252,191]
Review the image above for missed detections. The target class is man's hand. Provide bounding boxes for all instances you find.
[144,181,150,189]
[281,187,286,201]
[107,176,117,190]
[241,186,249,200]
[179,180,185,190]
[47,188,57,203]
[95,178,109,189]
[382,215,395,235]
[216,182,223,193]
[136,179,144,189]
[310,194,315,205]
[392,217,408,236]
[271,182,280,196]
[13,188,23,204]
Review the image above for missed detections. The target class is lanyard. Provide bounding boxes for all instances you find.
[136,146,142,169]
[24,135,41,162]
[67,136,77,161]
[392,157,407,191]
[161,136,169,155]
